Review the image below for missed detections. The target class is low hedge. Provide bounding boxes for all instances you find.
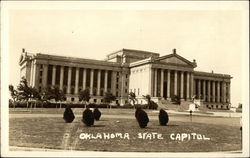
[9,101,118,108]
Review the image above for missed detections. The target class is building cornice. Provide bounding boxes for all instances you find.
[194,71,232,80]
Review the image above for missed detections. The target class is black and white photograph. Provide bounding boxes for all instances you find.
[1,1,249,157]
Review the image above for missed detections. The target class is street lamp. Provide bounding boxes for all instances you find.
[240,117,242,150]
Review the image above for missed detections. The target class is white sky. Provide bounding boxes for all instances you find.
[3,1,249,107]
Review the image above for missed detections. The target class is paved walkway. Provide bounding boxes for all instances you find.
[152,110,242,118]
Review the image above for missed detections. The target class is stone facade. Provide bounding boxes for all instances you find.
[19,48,232,109]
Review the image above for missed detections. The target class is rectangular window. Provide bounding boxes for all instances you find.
[125,89,127,93]
[138,88,140,95]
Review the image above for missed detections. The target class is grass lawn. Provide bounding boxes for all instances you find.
[9,108,241,152]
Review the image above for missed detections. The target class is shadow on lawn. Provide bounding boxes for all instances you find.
[98,119,108,121]
[92,125,106,127]
[166,124,179,127]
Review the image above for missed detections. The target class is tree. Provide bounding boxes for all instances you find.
[79,89,91,108]
[9,85,18,108]
[128,92,137,105]
[17,77,35,108]
[103,92,116,107]
[144,95,151,105]
[52,86,65,108]
[29,87,41,108]
[44,86,65,108]
[39,90,48,108]
[143,94,151,109]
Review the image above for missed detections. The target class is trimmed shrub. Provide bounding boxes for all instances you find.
[171,95,181,104]
[122,103,133,109]
[82,108,94,126]
[63,107,75,123]
[134,104,148,109]
[158,109,169,126]
[93,108,102,121]
[135,108,149,128]
[135,107,141,118]
[149,101,158,110]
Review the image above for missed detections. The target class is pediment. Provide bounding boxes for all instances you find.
[156,53,196,67]
[160,56,189,65]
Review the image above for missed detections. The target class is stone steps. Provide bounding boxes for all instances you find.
[158,99,209,112]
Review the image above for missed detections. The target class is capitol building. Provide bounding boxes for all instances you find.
[19,48,232,109]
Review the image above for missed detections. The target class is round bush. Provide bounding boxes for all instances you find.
[82,108,94,126]
[135,108,149,128]
[93,108,102,121]
[135,107,142,118]
[63,107,75,123]
[158,109,169,126]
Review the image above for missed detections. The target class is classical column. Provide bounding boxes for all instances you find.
[190,73,194,98]
[180,71,184,99]
[52,65,56,86]
[174,70,178,96]
[217,81,220,103]
[197,79,201,99]
[160,69,164,97]
[30,61,34,86]
[186,72,190,99]
[104,70,108,93]
[212,81,215,102]
[149,67,154,96]
[42,64,48,88]
[111,71,116,95]
[223,82,226,103]
[207,80,211,102]
[97,69,101,95]
[203,80,206,101]
[90,69,94,95]
[59,66,64,90]
[154,69,158,97]
[82,69,86,90]
[67,67,72,94]
[228,82,231,103]
[74,67,79,94]
[167,70,171,99]
[33,63,39,89]
[31,62,36,87]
